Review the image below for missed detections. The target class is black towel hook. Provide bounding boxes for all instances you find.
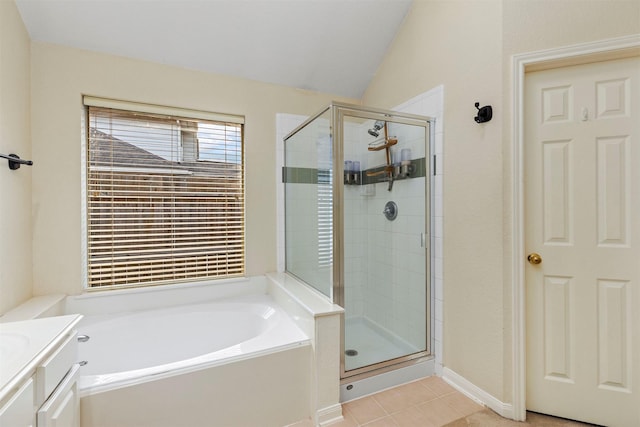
[474,102,493,123]
[0,153,33,170]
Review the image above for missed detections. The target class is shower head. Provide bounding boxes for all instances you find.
[367,121,385,137]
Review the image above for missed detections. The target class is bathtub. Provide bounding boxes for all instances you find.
[77,294,309,395]
[71,278,317,427]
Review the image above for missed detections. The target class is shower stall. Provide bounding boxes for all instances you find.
[284,102,433,383]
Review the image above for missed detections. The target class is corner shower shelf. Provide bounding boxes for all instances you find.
[366,137,397,190]
[367,137,398,151]
[365,166,394,178]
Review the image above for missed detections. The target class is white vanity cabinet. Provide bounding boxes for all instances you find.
[37,364,80,427]
[36,330,81,427]
[0,315,82,427]
[0,376,35,427]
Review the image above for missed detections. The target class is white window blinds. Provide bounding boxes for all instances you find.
[86,103,244,288]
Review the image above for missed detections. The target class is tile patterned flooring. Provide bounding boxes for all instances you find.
[287,377,595,427]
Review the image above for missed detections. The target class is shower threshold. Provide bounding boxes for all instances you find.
[340,356,434,402]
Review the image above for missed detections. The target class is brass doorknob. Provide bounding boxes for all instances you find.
[527,253,542,265]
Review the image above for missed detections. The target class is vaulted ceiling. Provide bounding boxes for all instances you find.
[15,0,413,98]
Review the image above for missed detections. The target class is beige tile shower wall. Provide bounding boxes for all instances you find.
[0,1,32,315]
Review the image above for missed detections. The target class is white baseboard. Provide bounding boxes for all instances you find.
[316,403,344,427]
[442,367,514,420]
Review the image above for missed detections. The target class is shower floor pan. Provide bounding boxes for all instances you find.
[344,317,420,372]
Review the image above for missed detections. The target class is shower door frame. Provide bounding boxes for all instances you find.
[331,103,434,382]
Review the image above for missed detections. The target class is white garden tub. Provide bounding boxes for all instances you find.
[69,278,314,427]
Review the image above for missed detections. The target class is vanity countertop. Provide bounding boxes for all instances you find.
[0,314,82,402]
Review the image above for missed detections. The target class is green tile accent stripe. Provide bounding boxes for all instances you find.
[282,166,324,184]
[283,157,426,185]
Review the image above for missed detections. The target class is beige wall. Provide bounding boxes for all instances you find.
[363,0,640,403]
[0,0,32,315]
[30,42,357,297]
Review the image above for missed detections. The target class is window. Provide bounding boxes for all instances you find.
[317,136,333,268]
[84,97,244,289]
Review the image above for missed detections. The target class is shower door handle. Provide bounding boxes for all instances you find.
[420,233,426,248]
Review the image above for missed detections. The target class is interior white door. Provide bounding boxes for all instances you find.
[525,56,640,427]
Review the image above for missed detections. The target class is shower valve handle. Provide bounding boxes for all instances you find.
[383,201,398,221]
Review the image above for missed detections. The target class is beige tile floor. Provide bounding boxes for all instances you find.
[287,377,596,427]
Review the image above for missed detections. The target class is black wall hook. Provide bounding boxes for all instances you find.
[474,102,492,123]
[0,153,33,170]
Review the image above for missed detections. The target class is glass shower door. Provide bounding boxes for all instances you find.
[340,110,430,376]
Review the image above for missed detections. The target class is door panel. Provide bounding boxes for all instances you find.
[525,56,640,427]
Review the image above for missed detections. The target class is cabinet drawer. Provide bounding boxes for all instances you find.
[37,364,80,427]
[0,376,35,427]
[36,332,77,402]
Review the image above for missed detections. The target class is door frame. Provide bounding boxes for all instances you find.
[511,34,640,422]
